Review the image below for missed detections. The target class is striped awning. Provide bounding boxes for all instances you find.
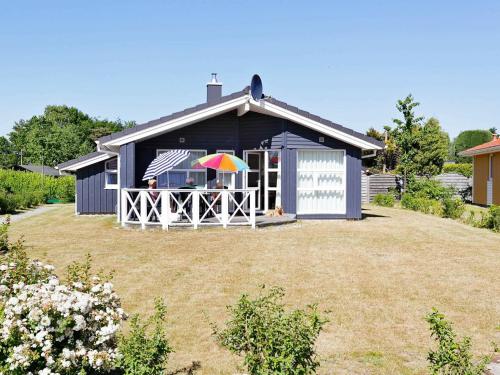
[142,150,190,181]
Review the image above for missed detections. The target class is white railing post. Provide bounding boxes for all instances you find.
[160,192,169,230]
[192,191,199,229]
[121,189,128,227]
[222,191,229,228]
[140,191,147,229]
[250,190,256,229]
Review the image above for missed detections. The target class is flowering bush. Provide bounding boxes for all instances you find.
[0,246,126,374]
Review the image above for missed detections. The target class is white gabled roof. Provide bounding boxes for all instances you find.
[98,92,383,151]
[56,152,112,172]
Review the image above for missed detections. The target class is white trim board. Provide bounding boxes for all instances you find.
[101,96,249,147]
[58,153,112,172]
[459,145,500,156]
[249,100,382,151]
[100,96,382,151]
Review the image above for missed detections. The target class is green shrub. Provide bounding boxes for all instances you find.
[442,163,473,177]
[0,169,75,211]
[373,192,395,207]
[0,190,17,214]
[442,198,465,219]
[483,205,500,232]
[0,216,10,253]
[406,177,453,201]
[426,308,490,374]
[211,286,327,375]
[401,193,443,216]
[116,298,173,375]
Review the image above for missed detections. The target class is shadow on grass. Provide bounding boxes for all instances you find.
[361,208,389,220]
[167,361,201,375]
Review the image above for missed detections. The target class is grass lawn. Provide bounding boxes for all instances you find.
[7,204,500,374]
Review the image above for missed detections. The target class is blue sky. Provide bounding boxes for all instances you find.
[0,1,499,138]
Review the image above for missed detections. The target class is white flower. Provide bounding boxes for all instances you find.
[40,316,51,327]
[0,258,125,372]
[73,315,86,331]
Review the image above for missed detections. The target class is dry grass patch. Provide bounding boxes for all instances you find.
[8,204,500,374]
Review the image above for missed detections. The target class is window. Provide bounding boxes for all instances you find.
[216,150,235,189]
[297,150,345,214]
[104,158,118,189]
[156,149,207,188]
[265,150,281,210]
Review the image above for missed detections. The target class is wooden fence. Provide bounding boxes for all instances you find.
[362,173,472,203]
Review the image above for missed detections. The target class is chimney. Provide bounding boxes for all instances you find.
[207,73,222,104]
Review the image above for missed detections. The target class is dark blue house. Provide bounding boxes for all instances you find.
[57,75,383,225]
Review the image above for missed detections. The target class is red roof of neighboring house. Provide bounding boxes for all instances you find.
[459,135,500,156]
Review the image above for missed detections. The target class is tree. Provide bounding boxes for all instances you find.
[8,105,135,167]
[391,94,424,179]
[0,136,17,169]
[452,130,493,163]
[364,127,399,172]
[414,118,449,176]
[367,96,450,177]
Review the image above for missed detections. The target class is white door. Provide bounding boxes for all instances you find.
[244,151,262,210]
[297,150,346,214]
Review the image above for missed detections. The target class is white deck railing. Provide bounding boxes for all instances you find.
[120,188,257,230]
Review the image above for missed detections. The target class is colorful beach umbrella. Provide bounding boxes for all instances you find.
[192,153,249,172]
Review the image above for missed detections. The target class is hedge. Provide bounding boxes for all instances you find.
[442,163,473,177]
[0,169,75,214]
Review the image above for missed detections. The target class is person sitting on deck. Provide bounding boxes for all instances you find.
[148,179,159,201]
[179,177,196,218]
[212,180,225,213]
[184,177,196,188]
[147,179,160,221]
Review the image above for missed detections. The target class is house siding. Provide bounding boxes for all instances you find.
[473,154,489,205]
[120,143,135,188]
[76,161,117,214]
[130,111,363,218]
[494,153,500,205]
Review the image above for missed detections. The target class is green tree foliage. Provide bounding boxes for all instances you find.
[367,96,449,176]
[413,118,449,176]
[364,127,399,172]
[212,286,327,375]
[391,94,424,178]
[426,309,490,375]
[442,163,473,177]
[0,136,17,169]
[452,130,493,163]
[8,105,135,167]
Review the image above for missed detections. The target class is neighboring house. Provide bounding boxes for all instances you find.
[459,134,500,205]
[17,164,64,177]
[57,74,383,222]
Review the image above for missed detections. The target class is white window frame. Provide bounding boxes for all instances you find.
[296,149,346,215]
[216,150,235,189]
[264,150,281,212]
[104,158,118,189]
[156,149,207,188]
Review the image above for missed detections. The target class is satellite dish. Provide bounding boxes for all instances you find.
[250,74,263,101]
